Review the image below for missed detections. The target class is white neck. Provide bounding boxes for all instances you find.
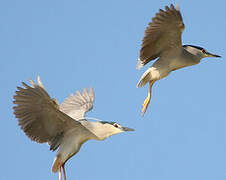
[80,121,122,140]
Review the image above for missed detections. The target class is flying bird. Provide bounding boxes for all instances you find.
[136,4,221,116]
[13,77,134,180]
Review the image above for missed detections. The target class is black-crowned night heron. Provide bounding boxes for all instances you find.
[13,77,134,180]
[137,4,221,116]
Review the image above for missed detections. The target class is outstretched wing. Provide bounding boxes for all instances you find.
[13,77,92,151]
[137,4,185,69]
[60,88,95,120]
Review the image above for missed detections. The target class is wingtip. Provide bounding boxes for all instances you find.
[29,78,35,87]
[37,76,45,89]
[136,75,144,88]
[90,87,94,94]
[83,87,88,93]
[90,87,95,101]
[175,4,180,11]
[37,75,41,81]
[22,82,30,89]
[136,81,142,88]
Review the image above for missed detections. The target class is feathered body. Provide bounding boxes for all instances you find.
[13,76,134,180]
[137,47,201,88]
[136,4,220,115]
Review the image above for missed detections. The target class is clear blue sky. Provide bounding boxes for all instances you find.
[1,0,226,180]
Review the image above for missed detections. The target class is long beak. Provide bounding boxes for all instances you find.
[122,127,135,132]
[206,52,221,58]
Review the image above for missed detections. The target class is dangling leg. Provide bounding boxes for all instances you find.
[62,163,67,180]
[142,80,155,116]
[58,165,62,180]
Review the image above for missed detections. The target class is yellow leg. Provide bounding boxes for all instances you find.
[142,81,155,116]
[58,165,62,180]
[62,163,66,180]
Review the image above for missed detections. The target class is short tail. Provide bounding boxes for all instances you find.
[136,68,152,88]
[52,155,62,173]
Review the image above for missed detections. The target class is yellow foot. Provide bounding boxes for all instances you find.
[142,95,150,116]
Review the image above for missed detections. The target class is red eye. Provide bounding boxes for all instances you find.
[202,49,206,54]
[114,123,118,128]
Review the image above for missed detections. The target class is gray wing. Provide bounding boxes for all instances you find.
[60,88,94,120]
[137,4,185,69]
[13,77,94,151]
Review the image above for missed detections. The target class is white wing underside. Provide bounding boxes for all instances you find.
[60,88,95,120]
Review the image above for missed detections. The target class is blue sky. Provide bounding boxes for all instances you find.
[1,0,226,179]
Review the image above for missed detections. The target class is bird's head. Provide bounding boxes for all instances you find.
[183,45,221,59]
[84,121,135,140]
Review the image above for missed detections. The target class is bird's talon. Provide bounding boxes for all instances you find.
[141,96,150,116]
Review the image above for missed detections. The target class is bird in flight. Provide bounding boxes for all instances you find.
[13,76,134,180]
[136,4,221,116]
